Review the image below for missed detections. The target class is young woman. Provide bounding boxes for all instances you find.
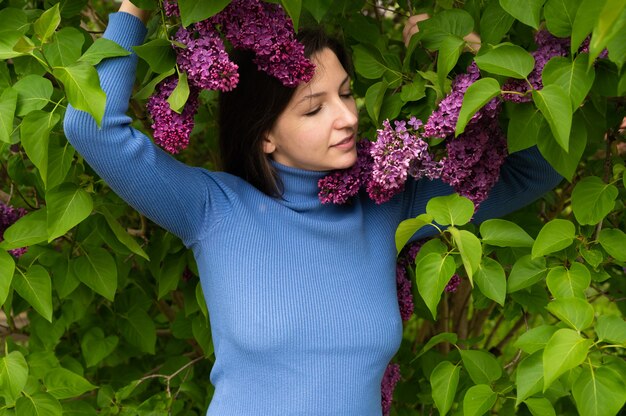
[63,1,562,414]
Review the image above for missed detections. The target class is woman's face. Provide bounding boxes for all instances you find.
[263,48,358,171]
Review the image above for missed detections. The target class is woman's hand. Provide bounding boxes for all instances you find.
[403,13,482,53]
[119,0,150,24]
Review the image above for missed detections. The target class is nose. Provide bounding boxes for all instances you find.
[333,98,358,131]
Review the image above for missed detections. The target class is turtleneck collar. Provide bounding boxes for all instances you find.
[271,161,329,211]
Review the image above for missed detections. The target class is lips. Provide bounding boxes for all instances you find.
[331,134,355,148]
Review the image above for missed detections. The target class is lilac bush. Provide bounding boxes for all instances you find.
[0,202,27,257]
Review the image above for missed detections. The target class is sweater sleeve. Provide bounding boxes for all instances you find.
[63,12,230,246]
[402,146,562,240]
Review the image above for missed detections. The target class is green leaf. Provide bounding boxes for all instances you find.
[72,247,117,301]
[53,63,106,127]
[14,265,52,322]
[166,72,189,114]
[46,183,93,242]
[178,0,231,27]
[80,327,119,367]
[543,328,592,390]
[544,0,582,37]
[157,254,186,299]
[542,54,595,111]
[532,84,572,152]
[415,252,456,319]
[0,251,14,307]
[474,43,535,78]
[463,384,497,416]
[13,75,53,116]
[43,27,85,67]
[579,247,603,269]
[20,110,60,188]
[417,332,458,358]
[571,176,618,224]
[546,298,594,331]
[525,397,556,416]
[598,228,626,261]
[571,0,605,53]
[118,306,156,354]
[134,68,176,100]
[474,257,506,306]
[449,228,482,283]
[133,38,176,74]
[400,77,426,103]
[572,364,626,416]
[352,45,387,79]
[546,263,591,299]
[15,392,62,416]
[303,0,332,22]
[536,112,586,181]
[280,0,301,31]
[99,210,149,260]
[480,0,515,45]
[480,218,534,247]
[516,351,544,404]
[364,81,388,125]
[589,0,626,64]
[78,38,130,66]
[596,315,626,344]
[0,88,17,143]
[507,255,547,293]
[426,193,474,226]
[47,136,75,189]
[34,3,60,44]
[514,325,558,354]
[395,213,433,254]
[460,349,502,384]
[531,219,576,259]
[0,351,28,404]
[455,78,501,136]
[430,361,460,416]
[0,8,29,34]
[418,9,474,50]
[499,0,546,29]
[437,35,465,89]
[44,368,96,400]
[0,209,48,250]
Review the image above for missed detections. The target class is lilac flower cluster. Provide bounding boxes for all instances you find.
[0,201,27,258]
[502,30,570,103]
[149,0,314,154]
[367,117,439,204]
[439,116,508,207]
[381,363,401,416]
[146,76,200,154]
[173,22,239,92]
[318,140,372,204]
[212,0,316,87]
[445,274,461,293]
[395,264,414,322]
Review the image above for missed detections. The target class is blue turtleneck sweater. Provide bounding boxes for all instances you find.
[63,12,562,416]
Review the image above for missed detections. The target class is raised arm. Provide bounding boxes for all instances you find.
[63,8,228,246]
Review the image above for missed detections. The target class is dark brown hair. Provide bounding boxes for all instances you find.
[218,29,352,196]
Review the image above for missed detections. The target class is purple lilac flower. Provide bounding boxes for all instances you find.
[577,36,609,59]
[439,115,508,207]
[0,202,27,257]
[367,119,436,204]
[146,76,200,154]
[381,363,401,416]
[212,0,315,87]
[445,274,461,293]
[318,140,372,204]
[502,30,570,103]
[163,0,179,17]
[174,22,239,92]
[395,264,414,321]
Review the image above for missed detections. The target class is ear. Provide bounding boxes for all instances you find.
[262,132,276,154]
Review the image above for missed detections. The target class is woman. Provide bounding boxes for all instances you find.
[63,1,562,414]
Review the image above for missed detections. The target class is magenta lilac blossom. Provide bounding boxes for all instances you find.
[0,201,28,257]
[212,0,315,87]
[381,362,401,416]
[318,140,372,204]
[445,274,461,293]
[395,264,414,321]
[146,76,200,154]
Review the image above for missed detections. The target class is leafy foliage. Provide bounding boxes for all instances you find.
[0,0,624,414]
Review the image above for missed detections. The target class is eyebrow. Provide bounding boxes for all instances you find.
[295,75,351,106]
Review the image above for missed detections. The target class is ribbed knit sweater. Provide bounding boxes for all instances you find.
[63,12,562,416]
